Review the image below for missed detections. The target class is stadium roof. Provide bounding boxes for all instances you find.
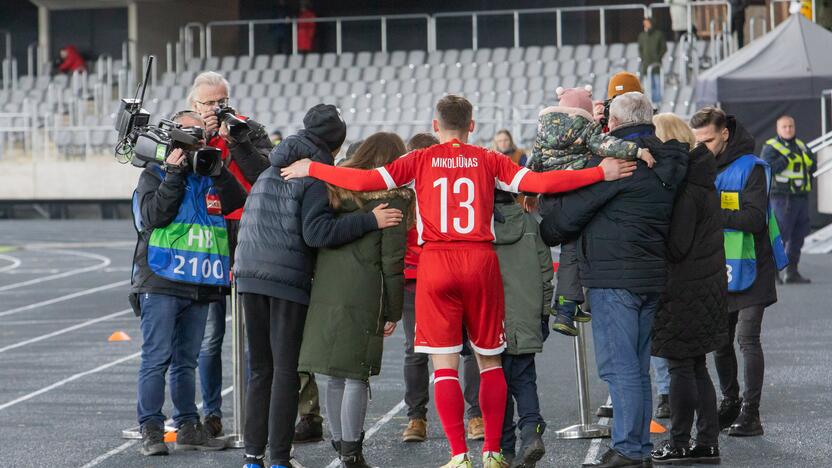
[696,14,832,103]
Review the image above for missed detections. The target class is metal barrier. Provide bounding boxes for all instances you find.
[226,278,246,448]
[181,22,206,62]
[205,14,431,59]
[648,1,732,36]
[555,322,610,439]
[433,4,648,48]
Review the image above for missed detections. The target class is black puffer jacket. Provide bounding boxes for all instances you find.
[718,117,777,311]
[539,124,688,293]
[652,144,728,359]
[234,130,378,305]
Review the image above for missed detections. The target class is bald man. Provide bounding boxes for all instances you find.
[761,115,815,284]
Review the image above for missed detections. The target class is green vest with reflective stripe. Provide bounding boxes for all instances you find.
[766,137,813,193]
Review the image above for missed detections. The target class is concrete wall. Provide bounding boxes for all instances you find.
[0,158,139,201]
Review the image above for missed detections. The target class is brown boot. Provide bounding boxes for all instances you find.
[402,418,427,443]
[467,417,485,441]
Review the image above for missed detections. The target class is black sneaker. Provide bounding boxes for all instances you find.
[784,270,811,284]
[654,394,670,419]
[204,414,224,438]
[717,397,742,430]
[243,453,266,468]
[140,423,169,456]
[689,444,721,464]
[651,440,690,465]
[175,420,227,451]
[293,414,324,444]
[574,306,592,323]
[512,424,545,467]
[551,313,578,336]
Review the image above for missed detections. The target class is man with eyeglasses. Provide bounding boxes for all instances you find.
[131,110,247,456]
[188,71,273,438]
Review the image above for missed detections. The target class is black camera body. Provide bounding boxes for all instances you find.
[215,106,251,141]
[113,57,223,178]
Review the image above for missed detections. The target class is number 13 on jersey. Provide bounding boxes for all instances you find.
[433,177,475,234]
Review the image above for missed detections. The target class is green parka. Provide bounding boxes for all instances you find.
[493,199,554,355]
[298,188,412,380]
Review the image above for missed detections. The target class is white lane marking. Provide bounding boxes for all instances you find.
[0,317,134,326]
[79,441,137,468]
[80,385,235,468]
[23,241,134,249]
[0,249,112,292]
[583,396,612,465]
[0,309,132,353]
[0,279,130,318]
[324,377,431,468]
[0,351,141,411]
[0,254,22,273]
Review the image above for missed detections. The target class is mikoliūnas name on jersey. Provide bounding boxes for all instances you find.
[715,154,789,292]
[133,167,231,287]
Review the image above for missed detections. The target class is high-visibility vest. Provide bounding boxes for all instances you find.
[132,166,231,287]
[715,154,789,292]
[766,137,813,193]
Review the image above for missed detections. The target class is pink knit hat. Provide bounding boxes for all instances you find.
[556,85,594,115]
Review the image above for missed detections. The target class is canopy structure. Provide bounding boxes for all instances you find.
[695,14,832,146]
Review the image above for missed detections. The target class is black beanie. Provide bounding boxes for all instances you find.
[303,104,347,151]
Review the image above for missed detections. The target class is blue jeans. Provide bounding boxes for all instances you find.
[588,288,659,460]
[650,73,662,104]
[501,353,545,455]
[198,299,226,418]
[652,356,670,395]
[137,293,209,428]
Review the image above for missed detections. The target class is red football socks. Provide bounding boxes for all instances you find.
[479,366,508,453]
[433,368,468,456]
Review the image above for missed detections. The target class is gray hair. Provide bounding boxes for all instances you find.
[609,92,654,128]
[187,71,231,106]
[170,109,203,124]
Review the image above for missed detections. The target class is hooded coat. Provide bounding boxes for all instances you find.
[717,117,778,311]
[234,130,378,305]
[298,189,412,380]
[493,198,554,355]
[539,123,689,293]
[652,144,729,359]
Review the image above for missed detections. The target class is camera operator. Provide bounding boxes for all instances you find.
[131,110,247,457]
[188,71,273,437]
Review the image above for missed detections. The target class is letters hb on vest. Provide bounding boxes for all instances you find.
[715,154,788,292]
[133,167,231,287]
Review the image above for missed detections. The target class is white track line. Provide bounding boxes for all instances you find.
[80,386,235,468]
[23,241,134,249]
[0,249,112,292]
[0,254,22,273]
[0,279,130,318]
[0,308,132,353]
[583,396,612,465]
[0,351,141,411]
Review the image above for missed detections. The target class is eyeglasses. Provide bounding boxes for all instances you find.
[194,97,229,108]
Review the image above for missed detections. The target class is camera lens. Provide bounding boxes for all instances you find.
[191,148,222,177]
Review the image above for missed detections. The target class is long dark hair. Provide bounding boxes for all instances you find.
[328,132,407,210]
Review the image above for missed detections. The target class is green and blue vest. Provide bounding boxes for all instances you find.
[132,167,231,287]
[715,154,788,292]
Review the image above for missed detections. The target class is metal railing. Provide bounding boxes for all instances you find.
[748,16,769,42]
[648,1,732,36]
[205,14,431,59]
[433,4,648,49]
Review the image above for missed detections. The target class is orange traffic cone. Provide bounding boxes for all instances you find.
[108,331,131,342]
[650,419,667,433]
[164,430,177,443]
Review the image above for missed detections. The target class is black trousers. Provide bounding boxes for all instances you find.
[242,293,307,465]
[667,355,719,447]
[714,306,765,405]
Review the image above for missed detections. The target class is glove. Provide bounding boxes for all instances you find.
[541,314,551,342]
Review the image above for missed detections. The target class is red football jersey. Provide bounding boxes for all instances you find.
[376,139,529,244]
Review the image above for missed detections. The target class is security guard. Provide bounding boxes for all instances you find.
[761,115,815,284]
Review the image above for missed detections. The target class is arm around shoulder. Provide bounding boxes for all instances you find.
[300,179,378,248]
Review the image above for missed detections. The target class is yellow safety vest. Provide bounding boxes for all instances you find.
[765,137,813,193]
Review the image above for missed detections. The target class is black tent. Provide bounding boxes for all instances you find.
[695,14,832,149]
